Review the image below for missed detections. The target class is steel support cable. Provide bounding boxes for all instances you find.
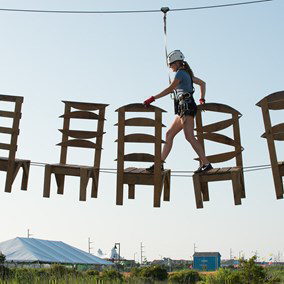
[29,161,272,174]
[0,0,273,14]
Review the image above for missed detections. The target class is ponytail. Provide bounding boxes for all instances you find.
[181,61,194,78]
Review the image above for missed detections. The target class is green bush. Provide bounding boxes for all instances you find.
[169,269,200,283]
[204,268,242,284]
[238,256,267,284]
[0,265,12,280]
[85,269,100,276]
[101,269,124,281]
[13,268,35,283]
[0,254,5,265]
[129,265,168,281]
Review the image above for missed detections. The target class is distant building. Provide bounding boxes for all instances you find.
[0,237,114,268]
[193,252,221,271]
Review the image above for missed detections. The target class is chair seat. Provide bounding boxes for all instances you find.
[196,167,243,183]
[0,157,30,171]
[123,167,170,185]
[47,163,98,177]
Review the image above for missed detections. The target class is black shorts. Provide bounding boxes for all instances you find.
[174,94,197,118]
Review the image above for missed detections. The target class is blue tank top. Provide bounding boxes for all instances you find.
[174,69,194,97]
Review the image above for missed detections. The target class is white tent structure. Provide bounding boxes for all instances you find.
[0,237,113,266]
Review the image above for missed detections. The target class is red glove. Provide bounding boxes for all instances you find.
[143,96,155,107]
[199,98,205,104]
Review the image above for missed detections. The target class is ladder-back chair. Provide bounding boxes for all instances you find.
[43,101,108,201]
[115,103,171,207]
[256,91,284,199]
[0,94,30,192]
[192,103,245,208]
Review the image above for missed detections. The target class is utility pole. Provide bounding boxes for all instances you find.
[193,243,197,253]
[27,229,33,238]
[140,242,145,264]
[88,238,93,254]
[230,248,233,260]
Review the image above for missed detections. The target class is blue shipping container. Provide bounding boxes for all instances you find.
[193,252,221,271]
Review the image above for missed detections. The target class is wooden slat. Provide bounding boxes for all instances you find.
[63,101,108,111]
[262,123,284,138]
[57,139,100,149]
[194,150,242,164]
[197,103,241,115]
[124,167,137,173]
[267,133,284,141]
[125,168,147,174]
[59,129,105,139]
[123,153,155,162]
[0,110,21,118]
[60,111,101,120]
[117,133,164,144]
[267,100,284,110]
[200,133,237,147]
[256,91,284,106]
[115,103,166,113]
[0,143,16,151]
[199,118,234,133]
[0,126,16,134]
[119,117,165,127]
[0,95,23,103]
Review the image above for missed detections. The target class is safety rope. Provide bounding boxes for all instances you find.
[161,7,171,85]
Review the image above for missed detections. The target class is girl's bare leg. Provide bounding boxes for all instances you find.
[182,115,210,165]
[161,116,183,161]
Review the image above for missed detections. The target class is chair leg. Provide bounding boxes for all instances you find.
[91,170,99,198]
[240,170,246,199]
[116,172,124,205]
[5,160,15,193]
[128,184,135,199]
[79,168,89,201]
[201,182,210,202]
[21,162,30,191]
[231,171,242,205]
[153,178,163,208]
[193,174,203,209]
[43,165,52,198]
[55,174,65,195]
[163,171,171,202]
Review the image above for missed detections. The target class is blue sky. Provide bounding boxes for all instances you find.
[0,0,283,261]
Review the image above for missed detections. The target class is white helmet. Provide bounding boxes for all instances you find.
[167,50,185,65]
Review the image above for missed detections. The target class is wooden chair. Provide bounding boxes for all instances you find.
[256,91,284,199]
[43,101,108,201]
[0,94,30,192]
[115,103,171,207]
[192,103,245,208]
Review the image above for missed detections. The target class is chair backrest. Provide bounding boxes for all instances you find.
[256,91,284,166]
[0,94,23,162]
[58,101,108,167]
[195,103,243,167]
[115,103,166,174]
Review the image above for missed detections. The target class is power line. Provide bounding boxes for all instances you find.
[0,0,273,14]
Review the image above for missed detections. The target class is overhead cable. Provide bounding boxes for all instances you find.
[0,0,273,14]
